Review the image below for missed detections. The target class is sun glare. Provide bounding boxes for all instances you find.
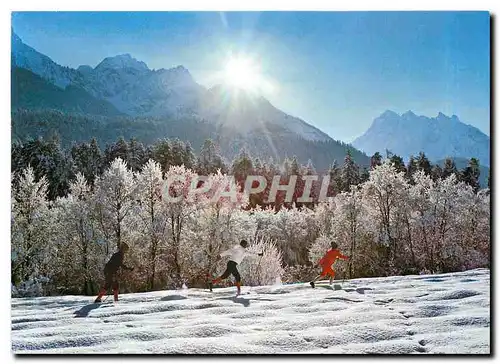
[224,56,262,92]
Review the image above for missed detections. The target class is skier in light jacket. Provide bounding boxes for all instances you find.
[209,239,263,295]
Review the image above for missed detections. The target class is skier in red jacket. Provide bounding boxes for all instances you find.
[310,241,349,288]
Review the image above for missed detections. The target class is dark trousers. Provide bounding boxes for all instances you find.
[218,261,241,282]
[103,269,119,291]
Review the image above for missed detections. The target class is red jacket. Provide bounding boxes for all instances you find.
[319,249,348,267]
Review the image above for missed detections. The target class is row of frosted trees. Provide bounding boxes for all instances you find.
[11,157,489,297]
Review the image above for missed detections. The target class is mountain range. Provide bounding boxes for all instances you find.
[11,32,331,141]
[352,110,490,167]
[11,31,367,170]
[11,30,489,175]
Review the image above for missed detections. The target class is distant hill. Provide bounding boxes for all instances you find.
[12,109,371,171]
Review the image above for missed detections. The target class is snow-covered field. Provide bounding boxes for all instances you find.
[11,268,490,354]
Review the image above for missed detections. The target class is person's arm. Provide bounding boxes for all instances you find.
[218,247,234,259]
[220,248,232,257]
[338,252,349,260]
[245,250,263,257]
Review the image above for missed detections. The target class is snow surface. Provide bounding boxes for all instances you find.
[11,268,490,354]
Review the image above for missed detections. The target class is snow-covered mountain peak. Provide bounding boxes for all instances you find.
[379,110,399,119]
[11,31,82,89]
[402,110,417,118]
[171,65,190,74]
[436,111,450,120]
[352,110,490,167]
[155,65,196,86]
[95,54,149,72]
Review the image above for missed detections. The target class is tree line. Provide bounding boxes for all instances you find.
[12,135,487,204]
[11,136,490,297]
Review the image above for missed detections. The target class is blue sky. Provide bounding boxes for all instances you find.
[11,11,490,142]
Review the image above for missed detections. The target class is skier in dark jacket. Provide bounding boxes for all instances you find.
[94,242,134,303]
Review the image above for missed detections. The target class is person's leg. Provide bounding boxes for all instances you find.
[95,271,112,302]
[329,269,336,285]
[112,277,119,302]
[310,267,328,288]
[212,262,232,284]
[230,262,242,295]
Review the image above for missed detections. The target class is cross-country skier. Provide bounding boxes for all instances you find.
[94,242,134,303]
[209,239,263,295]
[310,241,349,288]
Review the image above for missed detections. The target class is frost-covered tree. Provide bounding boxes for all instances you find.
[50,173,102,294]
[180,171,249,286]
[263,205,315,266]
[93,158,138,253]
[11,138,75,200]
[163,165,203,287]
[238,236,284,286]
[313,200,337,237]
[11,166,52,289]
[330,187,367,278]
[361,160,409,271]
[135,160,169,290]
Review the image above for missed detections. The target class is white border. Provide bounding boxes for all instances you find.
[2,1,497,363]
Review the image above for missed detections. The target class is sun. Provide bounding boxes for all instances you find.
[224,56,262,92]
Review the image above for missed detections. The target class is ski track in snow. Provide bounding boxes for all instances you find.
[11,269,490,354]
